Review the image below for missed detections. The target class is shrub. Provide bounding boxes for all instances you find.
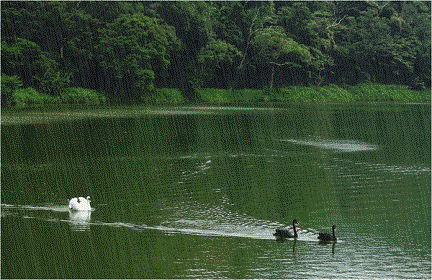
[1,74,23,106]
[61,87,107,104]
[155,88,184,103]
[13,87,58,104]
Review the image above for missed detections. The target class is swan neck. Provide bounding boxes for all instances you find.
[293,222,298,237]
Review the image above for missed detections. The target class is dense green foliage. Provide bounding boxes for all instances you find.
[195,83,431,103]
[1,1,430,105]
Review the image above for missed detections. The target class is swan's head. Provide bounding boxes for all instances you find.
[332,225,336,230]
[293,219,298,224]
[86,196,91,201]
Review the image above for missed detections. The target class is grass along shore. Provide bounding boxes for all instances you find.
[158,83,431,103]
[4,83,430,107]
[9,87,107,106]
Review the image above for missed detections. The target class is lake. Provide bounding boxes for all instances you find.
[1,103,430,278]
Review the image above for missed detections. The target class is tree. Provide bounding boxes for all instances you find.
[95,13,179,101]
[320,1,431,86]
[1,37,71,95]
[251,26,311,88]
[212,2,277,88]
[0,1,429,100]
[277,2,319,47]
[1,74,23,107]
[197,39,242,88]
[1,38,42,84]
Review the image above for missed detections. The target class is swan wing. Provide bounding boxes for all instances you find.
[69,197,92,211]
[82,200,92,210]
[69,198,79,209]
[274,229,293,238]
[318,232,333,241]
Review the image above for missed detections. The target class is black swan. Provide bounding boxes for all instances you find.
[274,219,298,238]
[318,225,337,242]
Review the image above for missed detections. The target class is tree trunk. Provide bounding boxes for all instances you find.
[269,64,275,89]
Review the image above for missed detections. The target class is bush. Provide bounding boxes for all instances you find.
[349,83,431,102]
[61,87,107,104]
[197,88,232,103]
[197,88,269,103]
[232,89,266,102]
[1,74,23,106]
[13,87,58,104]
[155,88,184,103]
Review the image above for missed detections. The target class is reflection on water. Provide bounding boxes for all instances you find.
[1,204,92,232]
[1,104,430,279]
[279,138,379,152]
[275,238,298,253]
[0,106,214,125]
[159,201,318,241]
[318,241,337,254]
[0,202,319,241]
[69,210,92,231]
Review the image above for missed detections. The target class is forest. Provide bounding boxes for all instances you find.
[1,1,431,105]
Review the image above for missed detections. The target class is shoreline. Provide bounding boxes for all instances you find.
[2,83,430,109]
[2,101,430,126]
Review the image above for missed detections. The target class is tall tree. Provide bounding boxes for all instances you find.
[251,26,311,88]
[1,0,429,102]
[197,39,242,88]
[95,13,178,101]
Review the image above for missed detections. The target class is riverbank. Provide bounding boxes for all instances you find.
[3,83,430,108]
[194,83,431,103]
[6,87,107,107]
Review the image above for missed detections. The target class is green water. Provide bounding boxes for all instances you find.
[1,104,430,278]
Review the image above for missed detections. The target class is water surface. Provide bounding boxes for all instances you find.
[2,103,430,278]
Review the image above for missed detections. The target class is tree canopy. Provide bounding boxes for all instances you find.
[1,1,430,102]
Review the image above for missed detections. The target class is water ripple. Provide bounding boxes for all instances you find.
[1,203,323,241]
[278,138,379,153]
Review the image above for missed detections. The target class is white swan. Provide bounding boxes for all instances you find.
[69,196,92,211]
